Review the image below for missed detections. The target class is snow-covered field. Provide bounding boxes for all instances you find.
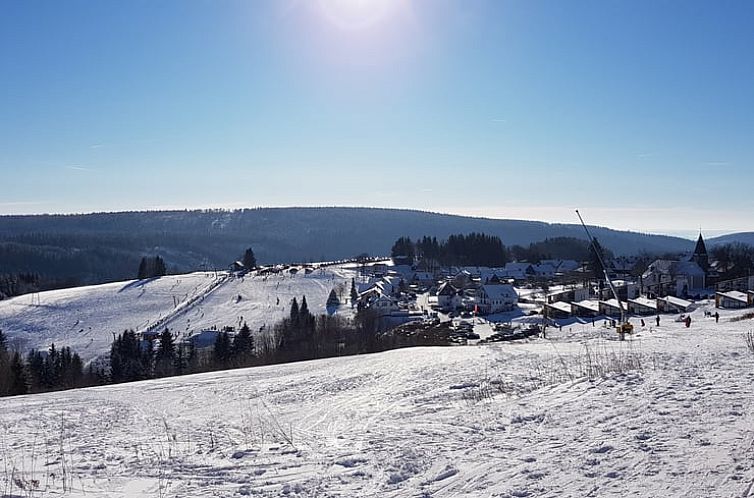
[2,307,754,497]
[0,267,357,362]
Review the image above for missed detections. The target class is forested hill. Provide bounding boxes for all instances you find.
[0,207,693,285]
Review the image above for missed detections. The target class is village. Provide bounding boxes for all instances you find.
[352,233,754,337]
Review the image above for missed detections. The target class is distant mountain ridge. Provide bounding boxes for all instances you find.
[708,232,754,247]
[0,207,695,284]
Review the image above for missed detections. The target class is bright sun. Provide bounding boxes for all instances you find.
[317,0,405,31]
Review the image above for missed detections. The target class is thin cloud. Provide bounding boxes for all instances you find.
[0,201,47,207]
[65,165,95,172]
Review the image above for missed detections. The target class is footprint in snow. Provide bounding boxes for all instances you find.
[591,445,614,454]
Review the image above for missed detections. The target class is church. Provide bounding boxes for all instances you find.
[641,233,712,299]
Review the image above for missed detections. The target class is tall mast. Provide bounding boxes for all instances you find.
[575,210,625,324]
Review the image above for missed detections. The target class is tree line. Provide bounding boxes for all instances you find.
[391,234,622,272]
[711,243,754,280]
[0,330,97,396]
[0,298,388,398]
[392,233,510,268]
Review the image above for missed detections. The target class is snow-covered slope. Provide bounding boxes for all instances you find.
[0,266,357,361]
[2,307,754,497]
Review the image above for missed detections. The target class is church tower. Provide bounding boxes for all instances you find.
[691,232,709,272]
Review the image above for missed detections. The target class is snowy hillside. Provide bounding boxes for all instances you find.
[0,266,357,362]
[2,306,754,497]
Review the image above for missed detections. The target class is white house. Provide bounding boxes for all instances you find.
[373,295,400,313]
[474,284,517,315]
[436,282,462,311]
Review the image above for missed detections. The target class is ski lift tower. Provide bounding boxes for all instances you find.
[575,210,633,340]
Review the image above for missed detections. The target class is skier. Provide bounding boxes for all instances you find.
[640,318,645,327]
[714,311,720,323]
[685,315,692,328]
[656,315,660,327]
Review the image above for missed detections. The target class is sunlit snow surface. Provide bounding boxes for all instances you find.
[2,305,754,497]
[0,267,357,362]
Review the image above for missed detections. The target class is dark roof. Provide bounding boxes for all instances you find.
[693,233,707,257]
[437,282,458,296]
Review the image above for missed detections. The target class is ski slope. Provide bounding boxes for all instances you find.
[2,306,754,497]
[0,266,357,362]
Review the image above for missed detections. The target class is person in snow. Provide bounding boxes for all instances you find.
[685,315,692,328]
[656,315,661,327]
[641,318,645,327]
[714,311,720,323]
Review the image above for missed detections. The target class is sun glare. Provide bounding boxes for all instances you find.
[317,0,406,31]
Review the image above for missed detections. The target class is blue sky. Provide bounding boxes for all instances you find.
[1,0,752,237]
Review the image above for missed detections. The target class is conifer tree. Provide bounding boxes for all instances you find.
[290,298,300,326]
[232,323,254,365]
[299,296,310,318]
[350,279,358,307]
[242,248,257,269]
[155,329,176,377]
[0,330,9,396]
[327,289,340,308]
[213,330,232,368]
[155,256,167,277]
[110,330,151,383]
[10,352,28,396]
[137,257,148,279]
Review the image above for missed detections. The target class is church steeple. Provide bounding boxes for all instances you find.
[691,232,709,271]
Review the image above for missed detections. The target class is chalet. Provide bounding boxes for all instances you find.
[656,296,693,313]
[541,259,580,274]
[229,261,246,273]
[501,262,535,280]
[371,262,390,276]
[412,271,436,286]
[547,286,590,304]
[372,294,400,313]
[715,291,751,309]
[598,280,639,301]
[611,257,637,275]
[474,284,517,315]
[450,270,475,289]
[628,296,658,315]
[187,329,222,349]
[532,263,557,278]
[599,299,628,318]
[544,301,572,319]
[571,300,600,318]
[437,282,462,311]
